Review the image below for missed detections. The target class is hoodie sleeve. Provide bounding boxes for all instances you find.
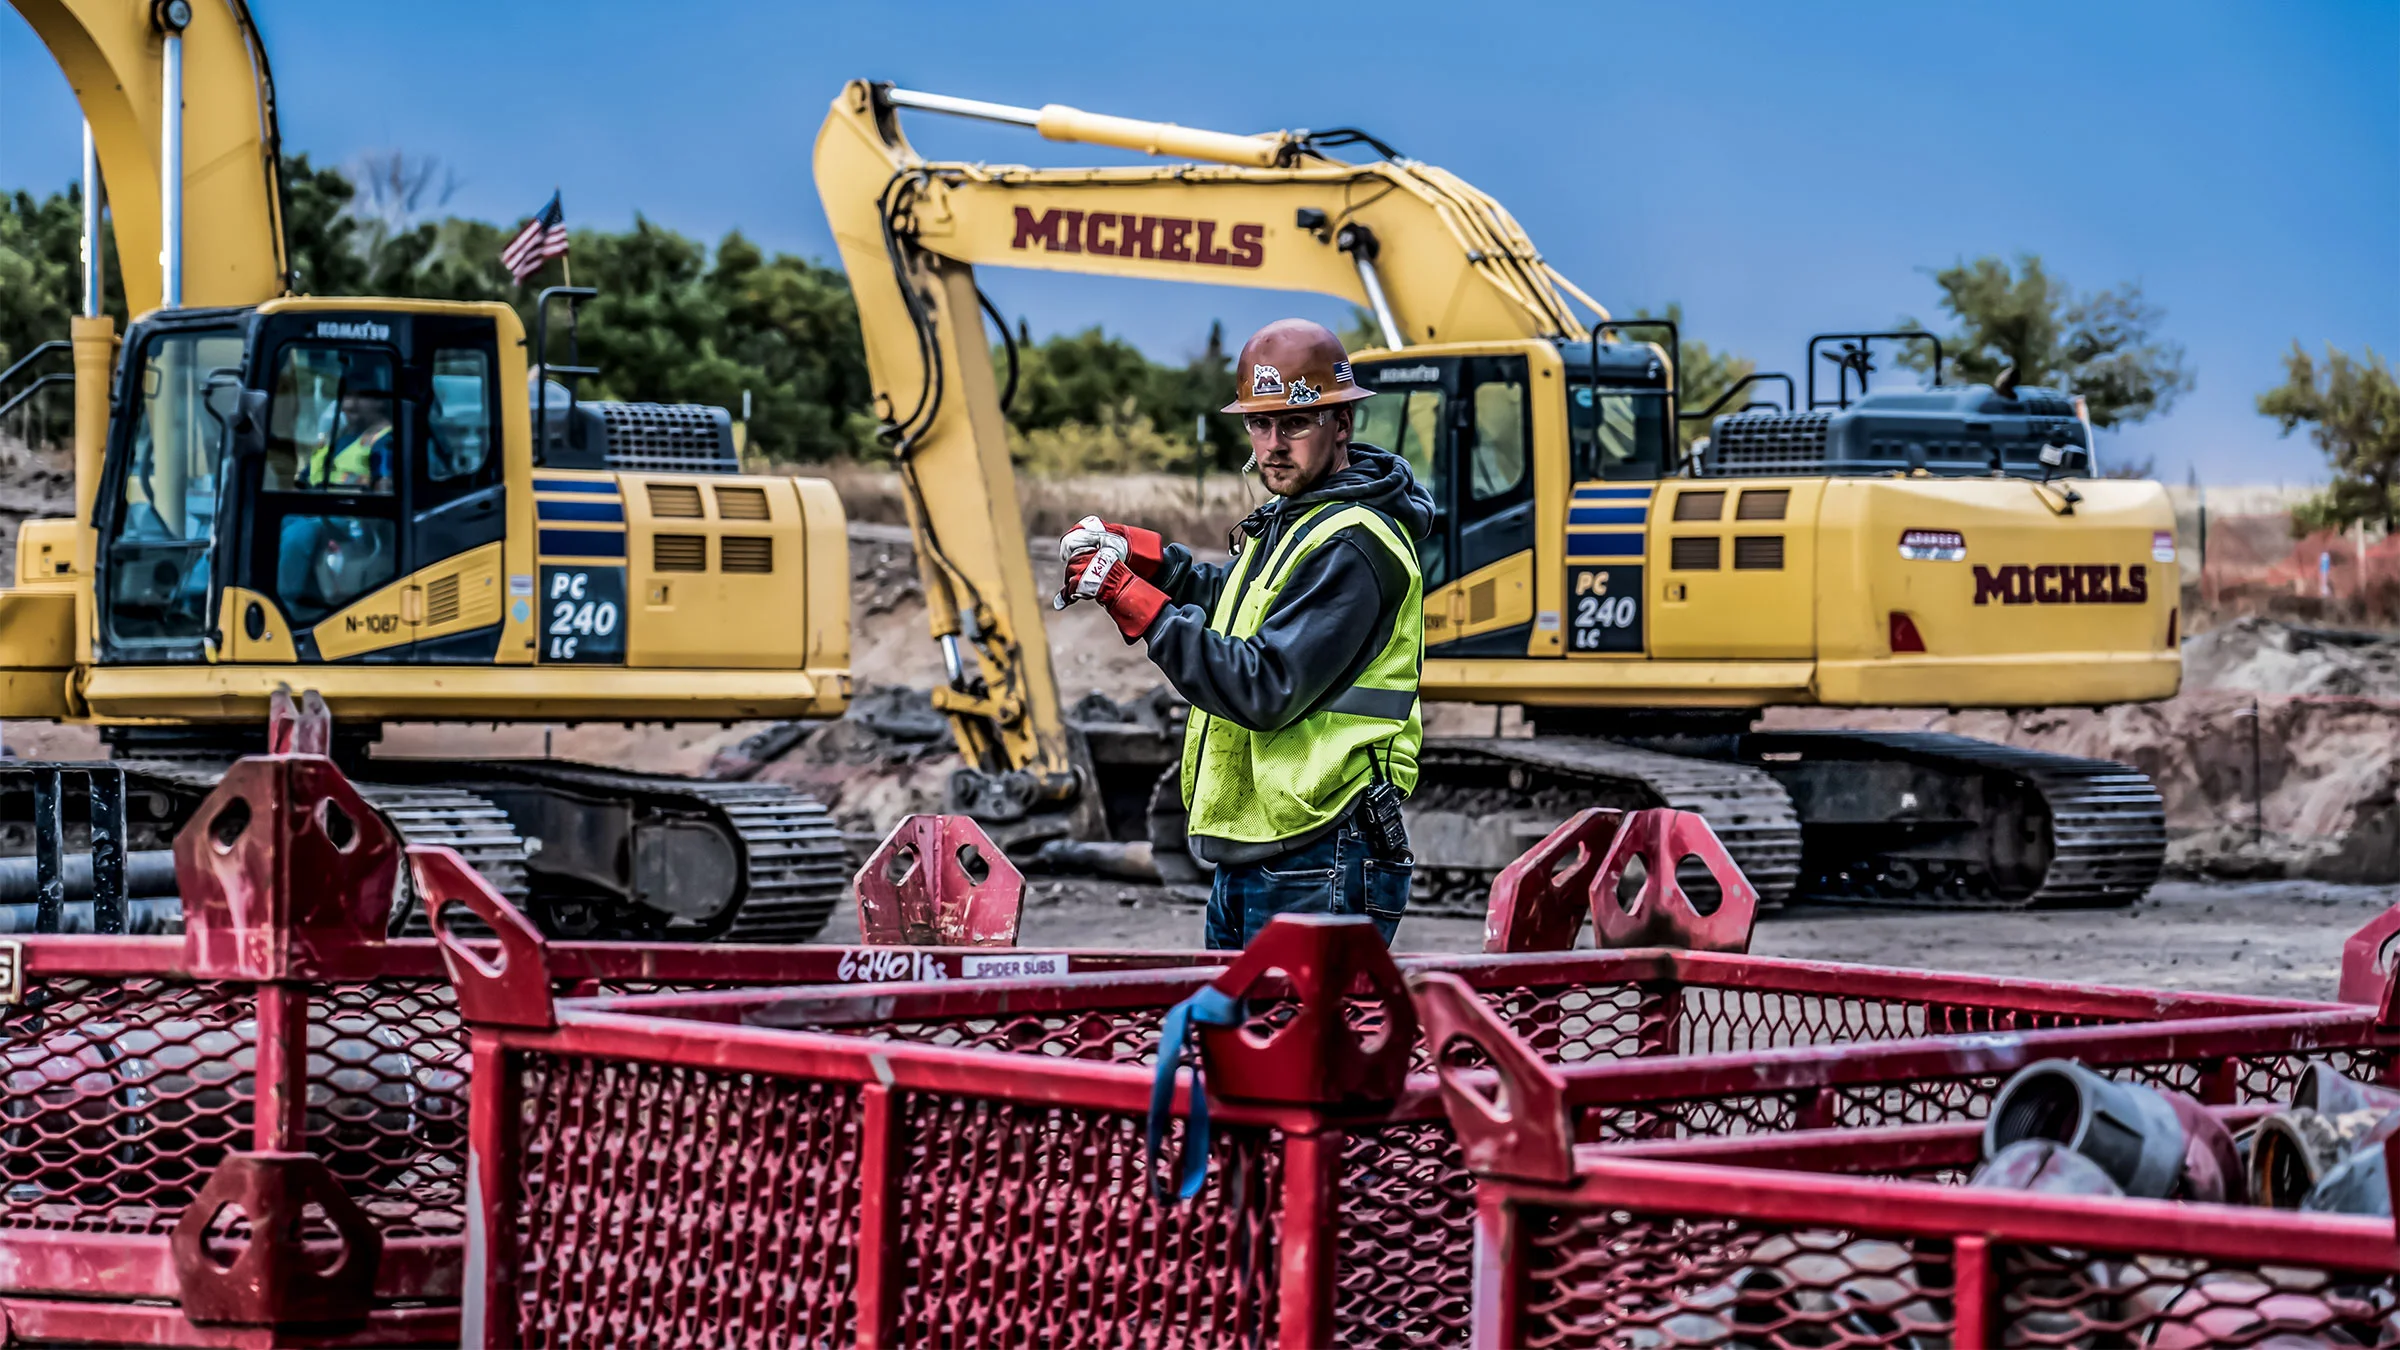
[1140,528,1410,732]
[1150,542,1230,613]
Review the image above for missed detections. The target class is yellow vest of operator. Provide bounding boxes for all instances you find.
[1178,502,1424,845]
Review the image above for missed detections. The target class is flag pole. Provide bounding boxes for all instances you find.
[561,254,573,287]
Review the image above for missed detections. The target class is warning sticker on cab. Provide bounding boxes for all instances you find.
[959,953,1068,980]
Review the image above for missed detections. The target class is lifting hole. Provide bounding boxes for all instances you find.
[1613,854,1648,911]
[208,799,252,854]
[298,1201,343,1273]
[955,842,991,886]
[1675,854,1722,916]
[1546,843,1586,888]
[883,845,919,890]
[318,799,357,853]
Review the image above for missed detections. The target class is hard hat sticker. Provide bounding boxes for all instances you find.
[1250,364,1284,397]
[1285,377,1321,406]
[1332,360,1354,385]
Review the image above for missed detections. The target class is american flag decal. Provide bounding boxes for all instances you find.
[501,191,570,283]
[1333,360,1353,385]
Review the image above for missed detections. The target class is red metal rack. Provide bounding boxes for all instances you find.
[448,887,2366,1349]
[1424,977,2400,1348]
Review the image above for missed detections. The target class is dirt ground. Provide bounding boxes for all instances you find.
[816,876,2396,1004]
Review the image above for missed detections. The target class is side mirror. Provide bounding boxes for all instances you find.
[230,389,271,459]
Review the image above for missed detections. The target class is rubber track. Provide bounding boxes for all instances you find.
[1425,737,1804,906]
[1746,730,2166,909]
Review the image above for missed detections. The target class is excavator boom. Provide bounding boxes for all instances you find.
[13,0,288,315]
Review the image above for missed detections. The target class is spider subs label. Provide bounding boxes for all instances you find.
[539,566,626,663]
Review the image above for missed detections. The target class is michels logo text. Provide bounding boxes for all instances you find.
[1011,208,1264,268]
[1972,563,2150,606]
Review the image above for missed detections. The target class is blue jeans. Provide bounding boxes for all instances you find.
[1204,816,1410,950]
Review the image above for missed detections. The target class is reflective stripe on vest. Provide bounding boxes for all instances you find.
[1178,501,1424,845]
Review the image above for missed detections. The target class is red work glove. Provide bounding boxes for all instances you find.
[1063,547,1169,642]
[1059,516,1165,579]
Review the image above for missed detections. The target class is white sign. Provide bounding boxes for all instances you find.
[960,952,1067,980]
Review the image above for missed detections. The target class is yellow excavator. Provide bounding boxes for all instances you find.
[815,81,2178,910]
[0,0,854,939]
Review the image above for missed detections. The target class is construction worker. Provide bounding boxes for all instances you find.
[305,386,394,492]
[1060,319,1432,948]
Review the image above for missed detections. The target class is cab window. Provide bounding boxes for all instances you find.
[428,348,492,481]
[267,346,397,494]
[1571,388,1668,481]
[104,328,244,643]
[1469,377,1528,499]
[1353,383,1451,588]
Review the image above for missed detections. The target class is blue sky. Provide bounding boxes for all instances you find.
[4,1,2393,483]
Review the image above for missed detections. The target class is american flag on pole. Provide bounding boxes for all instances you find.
[501,191,568,283]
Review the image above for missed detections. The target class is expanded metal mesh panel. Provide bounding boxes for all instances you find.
[307,979,469,1240]
[893,1094,1278,1348]
[509,1051,864,1349]
[0,975,472,1241]
[1570,1047,2400,1145]
[803,1009,1171,1063]
[1673,985,2113,1056]
[0,977,252,1232]
[1519,1210,1956,1349]
[1335,1122,1474,1348]
[1991,1245,2400,1347]
[1516,1207,2400,1349]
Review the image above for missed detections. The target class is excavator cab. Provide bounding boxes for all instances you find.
[92,304,510,667]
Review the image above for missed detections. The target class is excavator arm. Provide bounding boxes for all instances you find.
[11,0,289,587]
[12,0,288,316]
[813,79,1609,812]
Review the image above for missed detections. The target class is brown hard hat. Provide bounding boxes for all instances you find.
[1221,319,1376,414]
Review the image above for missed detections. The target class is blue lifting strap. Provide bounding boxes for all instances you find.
[1146,985,1242,1201]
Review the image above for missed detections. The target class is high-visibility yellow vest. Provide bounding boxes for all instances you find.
[308,423,389,488]
[1179,502,1423,845]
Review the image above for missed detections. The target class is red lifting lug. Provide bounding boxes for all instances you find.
[1484,807,1624,952]
[1408,971,1574,1183]
[178,755,401,981]
[853,814,1024,946]
[1588,808,1759,954]
[170,1151,383,1328]
[1197,914,1413,1108]
[2337,901,2400,1024]
[421,845,558,1030]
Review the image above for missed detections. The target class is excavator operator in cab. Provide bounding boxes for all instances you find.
[1059,319,1432,948]
[306,385,395,492]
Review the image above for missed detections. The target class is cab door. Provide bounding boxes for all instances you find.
[400,318,506,662]
[1355,355,1537,655]
[235,329,411,662]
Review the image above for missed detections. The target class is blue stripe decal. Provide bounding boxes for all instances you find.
[1566,534,1646,559]
[537,499,626,523]
[1568,506,1648,526]
[538,529,627,558]
[1571,486,1655,499]
[533,479,621,495]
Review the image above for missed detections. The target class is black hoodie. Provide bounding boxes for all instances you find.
[1140,444,1435,859]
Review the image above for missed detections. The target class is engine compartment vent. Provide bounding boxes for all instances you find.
[720,536,773,574]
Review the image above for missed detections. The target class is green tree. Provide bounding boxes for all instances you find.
[2265,344,2400,532]
[1898,253,2192,428]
